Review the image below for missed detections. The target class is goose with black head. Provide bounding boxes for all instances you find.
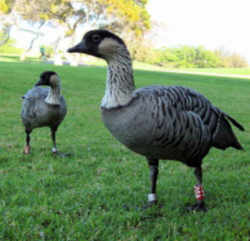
[21,71,67,155]
[68,30,244,211]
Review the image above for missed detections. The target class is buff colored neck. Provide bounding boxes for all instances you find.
[45,83,61,105]
[101,48,135,109]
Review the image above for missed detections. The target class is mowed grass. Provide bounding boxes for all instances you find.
[177,68,250,76]
[0,60,249,241]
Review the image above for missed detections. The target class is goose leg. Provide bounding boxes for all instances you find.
[24,130,31,154]
[50,127,69,157]
[50,127,58,154]
[188,166,207,211]
[147,158,159,205]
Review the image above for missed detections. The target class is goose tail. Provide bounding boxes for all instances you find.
[213,113,244,150]
[224,113,244,131]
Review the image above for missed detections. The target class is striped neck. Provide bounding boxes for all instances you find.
[101,48,135,109]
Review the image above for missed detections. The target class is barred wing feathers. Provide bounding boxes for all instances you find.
[134,86,244,158]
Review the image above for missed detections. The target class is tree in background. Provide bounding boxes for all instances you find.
[98,0,150,35]
[1,0,247,68]
[134,44,248,69]
[0,31,23,54]
[215,48,248,68]
[12,0,150,64]
[0,0,45,59]
[0,0,15,15]
[0,0,17,47]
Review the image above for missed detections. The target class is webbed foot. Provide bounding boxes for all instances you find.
[52,148,71,157]
[23,146,30,154]
[186,201,207,212]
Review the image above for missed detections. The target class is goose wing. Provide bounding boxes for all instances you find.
[134,85,218,130]
[133,85,243,158]
[21,87,49,121]
[22,87,48,101]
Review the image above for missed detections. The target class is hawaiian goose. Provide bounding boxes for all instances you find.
[21,71,67,154]
[68,30,244,211]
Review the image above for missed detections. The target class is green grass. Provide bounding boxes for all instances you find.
[0,59,249,241]
[0,54,39,63]
[178,68,250,76]
[81,58,250,76]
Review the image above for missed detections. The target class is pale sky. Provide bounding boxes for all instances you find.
[147,0,250,63]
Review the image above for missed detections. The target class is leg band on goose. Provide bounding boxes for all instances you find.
[52,147,57,153]
[194,184,205,201]
[148,193,157,202]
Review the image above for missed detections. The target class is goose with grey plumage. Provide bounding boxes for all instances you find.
[68,30,244,211]
[21,71,67,155]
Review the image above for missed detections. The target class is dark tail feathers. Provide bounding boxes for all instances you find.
[213,114,244,150]
[224,113,245,131]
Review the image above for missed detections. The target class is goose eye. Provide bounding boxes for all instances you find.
[92,34,101,43]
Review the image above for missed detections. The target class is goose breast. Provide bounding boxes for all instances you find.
[21,87,66,129]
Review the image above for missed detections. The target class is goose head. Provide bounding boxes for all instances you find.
[35,71,60,87]
[68,29,127,61]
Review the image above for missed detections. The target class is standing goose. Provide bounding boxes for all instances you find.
[68,30,244,211]
[21,71,67,154]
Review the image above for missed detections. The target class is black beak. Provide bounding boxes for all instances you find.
[68,40,102,58]
[68,41,87,53]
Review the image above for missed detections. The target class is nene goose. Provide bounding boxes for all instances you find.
[21,71,67,154]
[68,30,244,211]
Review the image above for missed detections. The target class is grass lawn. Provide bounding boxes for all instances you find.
[0,54,39,63]
[177,68,250,76]
[80,58,250,76]
[0,59,249,241]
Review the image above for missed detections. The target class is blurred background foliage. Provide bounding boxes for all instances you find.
[0,0,248,68]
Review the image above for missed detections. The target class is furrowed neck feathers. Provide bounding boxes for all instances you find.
[101,47,135,109]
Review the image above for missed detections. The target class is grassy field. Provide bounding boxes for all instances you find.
[177,68,250,76]
[0,59,249,241]
[80,58,250,76]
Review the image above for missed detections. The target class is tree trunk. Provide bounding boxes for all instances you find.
[53,36,63,65]
[0,25,11,47]
[19,21,46,61]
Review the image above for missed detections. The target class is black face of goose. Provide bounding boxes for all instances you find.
[67,29,126,60]
[35,71,57,87]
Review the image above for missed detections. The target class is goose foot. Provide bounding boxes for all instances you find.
[24,146,30,154]
[52,149,71,158]
[142,196,158,209]
[124,200,159,212]
[145,200,158,208]
[141,200,165,211]
[186,201,207,212]
[140,201,157,210]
